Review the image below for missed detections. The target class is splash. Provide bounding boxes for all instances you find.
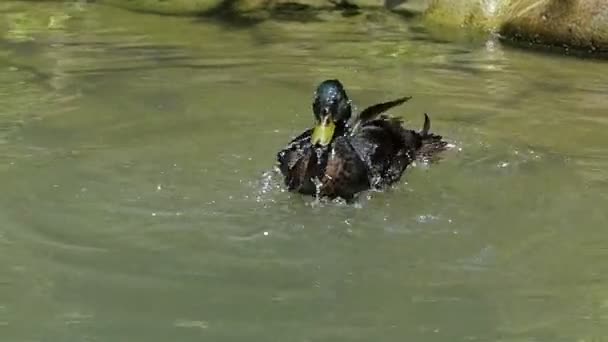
[312,176,324,199]
[253,167,283,204]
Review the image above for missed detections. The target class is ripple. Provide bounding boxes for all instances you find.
[174,319,209,329]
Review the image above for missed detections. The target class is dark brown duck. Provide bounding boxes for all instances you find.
[277,79,447,200]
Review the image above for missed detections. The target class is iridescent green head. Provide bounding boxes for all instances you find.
[311,79,352,146]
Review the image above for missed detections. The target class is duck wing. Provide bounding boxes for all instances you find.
[277,129,321,193]
[357,113,447,184]
[349,96,412,135]
[349,113,447,186]
[277,128,312,174]
[349,116,417,187]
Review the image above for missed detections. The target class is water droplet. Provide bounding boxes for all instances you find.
[419,214,441,223]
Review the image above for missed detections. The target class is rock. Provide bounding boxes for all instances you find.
[99,0,222,15]
[500,0,608,55]
[422,0,608,57]
[422,0,510,31]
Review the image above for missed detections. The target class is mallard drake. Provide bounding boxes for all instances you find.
[277,79,446,200]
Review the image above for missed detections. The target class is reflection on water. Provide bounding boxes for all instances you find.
[1,1,608,341]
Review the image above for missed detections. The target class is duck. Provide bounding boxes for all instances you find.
[276,79,447,200]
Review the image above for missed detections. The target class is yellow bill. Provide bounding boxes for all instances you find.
[311,120,336,146]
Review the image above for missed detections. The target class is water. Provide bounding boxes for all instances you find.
[1,1,608,341]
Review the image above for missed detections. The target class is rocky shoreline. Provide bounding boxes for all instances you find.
[26,0,608,58]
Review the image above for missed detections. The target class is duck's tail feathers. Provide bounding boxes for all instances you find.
[417,113,447,161]
[421,113,431,136]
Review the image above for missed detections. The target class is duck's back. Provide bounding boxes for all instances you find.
[349,116,426,187]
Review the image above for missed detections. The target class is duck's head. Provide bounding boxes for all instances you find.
[311,79,352,146]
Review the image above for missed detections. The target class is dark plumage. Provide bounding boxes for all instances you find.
[277,79,447,200]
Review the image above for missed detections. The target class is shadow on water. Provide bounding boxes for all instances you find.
[195,0,420,28]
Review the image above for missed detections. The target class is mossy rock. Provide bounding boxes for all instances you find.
[99,0,223,15]
[500,0,608,55]
[423,0,511,32]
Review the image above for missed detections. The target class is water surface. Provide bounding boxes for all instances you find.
[1,1,608,341]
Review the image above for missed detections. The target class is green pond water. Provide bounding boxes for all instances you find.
[1,1,608,341]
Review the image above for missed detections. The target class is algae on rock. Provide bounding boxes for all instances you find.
[500,0,608,54]
[423,0,510,31]
[422,0,608,56]
[99,0,223,15]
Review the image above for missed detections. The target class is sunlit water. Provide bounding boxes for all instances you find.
[1,1,608,341]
